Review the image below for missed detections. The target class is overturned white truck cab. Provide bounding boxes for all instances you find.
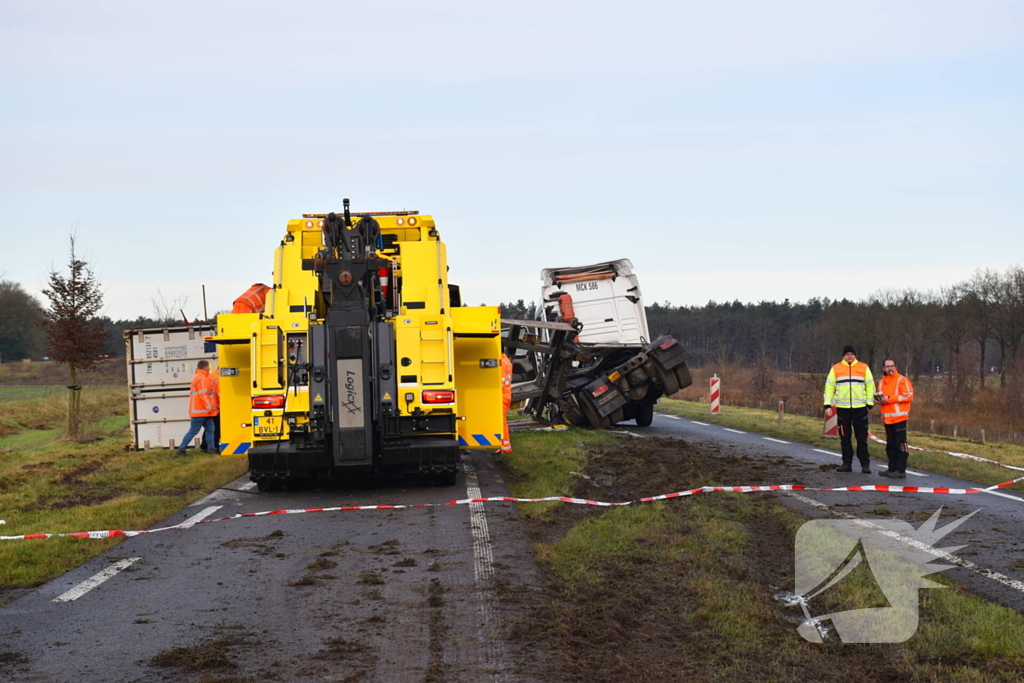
[504,259,692,428]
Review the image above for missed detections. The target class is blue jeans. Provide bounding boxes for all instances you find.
[179,416,216,452]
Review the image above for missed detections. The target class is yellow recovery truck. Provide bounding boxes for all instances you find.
[211,201,503,491]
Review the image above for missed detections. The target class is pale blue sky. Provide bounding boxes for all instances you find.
[1,1,1021,320]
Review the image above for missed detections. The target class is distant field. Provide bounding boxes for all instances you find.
[0,359,125,386]
[0,386,67,402]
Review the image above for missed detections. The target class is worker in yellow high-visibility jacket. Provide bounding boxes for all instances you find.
[823,345,874,473]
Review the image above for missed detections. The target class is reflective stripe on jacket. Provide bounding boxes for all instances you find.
[231,284,270,314]
[879,372,914,424]
[823,360,874,409]
[209,369,221,416]
[188,368,215,417]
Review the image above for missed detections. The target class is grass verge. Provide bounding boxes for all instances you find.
[0,385,248,602]
[499,429,1024,681]
[658,398,1024,494]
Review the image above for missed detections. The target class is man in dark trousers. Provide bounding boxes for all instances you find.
[823,345,875,473]
[177,360,216,456]
[876,359,914,478]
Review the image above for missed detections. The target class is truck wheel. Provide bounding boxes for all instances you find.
[255,476,281,493]
[578,392,611,430]
[674,363,693,390]
[431,470,458,487]
[652,360,680,396]
[634,402,654,427]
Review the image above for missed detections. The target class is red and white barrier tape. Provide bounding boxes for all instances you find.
[868,432,1024,473]
[4,475,1023,541]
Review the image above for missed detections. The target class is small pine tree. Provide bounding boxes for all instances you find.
[40,236,107,441]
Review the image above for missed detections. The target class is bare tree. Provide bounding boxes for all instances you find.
[151,288,191,325]
[40,236,107,441]
[962,270,998,390]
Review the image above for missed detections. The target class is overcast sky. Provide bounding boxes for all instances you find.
[1,1,1021,321]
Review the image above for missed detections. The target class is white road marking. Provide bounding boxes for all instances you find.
[660,414,682,420]
[461,454,511,679]
[905,470,928,478]
[461,455,494,582]
[814,449,841,457]
[787,492,1024,595]
[982,489,1024,503]
[53,558,141,603]
[613,430,651,438]
[691,421,710,426]
[723,428,746,434]
[180,506,223,528]
[763,437,789,444]
[189,476,256,506]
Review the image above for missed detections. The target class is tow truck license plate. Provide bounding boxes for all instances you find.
[254,416,280,435]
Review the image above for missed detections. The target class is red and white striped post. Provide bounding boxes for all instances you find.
[822,406,838,438]
[710,374,721,414]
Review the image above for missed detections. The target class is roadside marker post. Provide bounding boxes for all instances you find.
[778,400,785,429]
[823,407,838,438]
[710,374,721,414]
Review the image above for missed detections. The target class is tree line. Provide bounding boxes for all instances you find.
[644,266,1024,391]
[6,263,1023,392]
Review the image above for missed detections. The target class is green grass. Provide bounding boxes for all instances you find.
[0,384,248,597]
[498,427,613,517]
[658,398,1024,494]
[506,429,1024,680]
[0,386,67,402]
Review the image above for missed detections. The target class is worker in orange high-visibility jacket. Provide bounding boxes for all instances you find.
[177,360,216,456]
[231,283,271,314]
[823,345,875,473]
[876,359,914,479]
[200,367,221,454]
[497,353,513,454]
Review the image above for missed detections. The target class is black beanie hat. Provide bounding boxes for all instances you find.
[843,345,856,355]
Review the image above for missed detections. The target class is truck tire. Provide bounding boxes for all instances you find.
[634,402,654,427]
[674,363,693,390]
[652,360,680,396]
[432,469,458,486]
[255,475,281,493]
[578,392,611,430]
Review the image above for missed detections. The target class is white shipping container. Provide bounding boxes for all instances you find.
[124,325,218,449]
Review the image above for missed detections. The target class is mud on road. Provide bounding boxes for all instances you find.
[497,435,1024,682]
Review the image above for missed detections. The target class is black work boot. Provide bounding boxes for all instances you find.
[890,472,907,479]
[861,464,872,474]
[878,470,892,477]
[836,464,853,472]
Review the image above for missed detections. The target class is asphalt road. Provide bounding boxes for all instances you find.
[0,451,543,682]
[4,416,1023,681]
[612,411,1024,613]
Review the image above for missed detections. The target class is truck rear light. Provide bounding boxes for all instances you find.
[421,390,455,404]
[591,384,609,397]
[252,395,285,409]
[660,338,675,350]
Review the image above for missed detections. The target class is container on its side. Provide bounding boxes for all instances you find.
[124,325,217,449]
